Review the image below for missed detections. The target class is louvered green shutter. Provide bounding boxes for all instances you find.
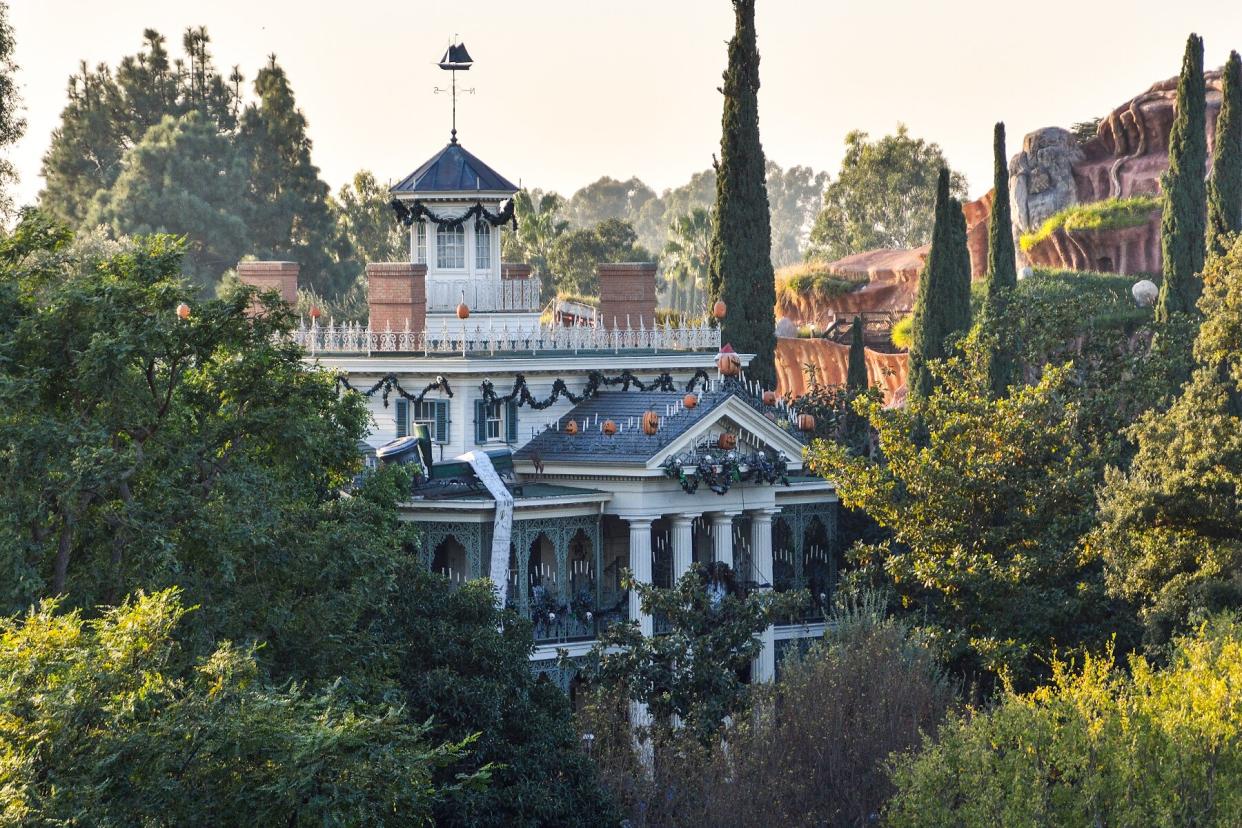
[434,400,449,443]
[474,400,487,444]
[395,399,408,438]
[505,401,519,443]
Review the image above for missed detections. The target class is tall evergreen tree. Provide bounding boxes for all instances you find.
[240,56,351,297]
[708,0,778,388]
[1156,33,1208,322]
[908,168,972,400]
[1208,50,1242,257]
[847,315,867,392]
[982,122,1019,397]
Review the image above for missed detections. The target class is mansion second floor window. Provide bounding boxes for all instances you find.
[474,223,491,269]
[437,225,465,269]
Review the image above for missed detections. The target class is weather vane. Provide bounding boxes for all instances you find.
[434,37,474,145]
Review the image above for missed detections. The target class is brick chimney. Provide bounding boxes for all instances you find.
[501,262,533,280]
[366,262,427,332]
[596,262,657,329]
[237,261,299,314]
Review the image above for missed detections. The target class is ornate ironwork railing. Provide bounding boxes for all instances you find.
[426,276,542,313]
[291,318,722,355]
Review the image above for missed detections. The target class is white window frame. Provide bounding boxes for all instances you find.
[411,400,443,442]
[414,222,427,264]
[484,401,503,441]
[474,222,491,270]
[437,224,466,270]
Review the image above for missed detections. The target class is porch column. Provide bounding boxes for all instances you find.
[709,511,740,569]
[625,516,654,638]
[670,514,699,582]
[750,508,779,682]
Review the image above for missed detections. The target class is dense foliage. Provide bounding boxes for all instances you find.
[0,590,473,826]
[1018,195,1162,253]
[888,617,1242,828]
[549,217,652,298]
[661,207,712,313]
[806,125,967,263]
[981,122,1019,397]
[1157,33,1208,322]
[708,0,778,387]
[1092,237,1242,648]
[906,168,971,400]
[0,1,22,219]
[1208,49,1242,256]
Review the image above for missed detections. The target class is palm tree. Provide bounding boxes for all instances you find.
[662,208,713,314]
[503,189,569,301]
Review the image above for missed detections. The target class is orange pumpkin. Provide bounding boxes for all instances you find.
[798,413,816,432]
[712,299,727,320]
[602,419,617,436]
[717,432,737,450]
[175,302,191,320]
[641,410,660,436]
[683,393,698,409]
[456,301,470,320]
[565,420,579,435]
[309,305,322,320]
[717,352,741,377]
[762,390,777,406]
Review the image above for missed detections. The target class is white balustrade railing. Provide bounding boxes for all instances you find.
[292,317,721,355]
[426,276,542,313]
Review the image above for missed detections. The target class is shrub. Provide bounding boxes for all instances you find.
[1019,195,1161,252]
[887,616,1242,827]
[891,313,914,349]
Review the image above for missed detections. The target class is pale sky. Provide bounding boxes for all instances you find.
[8,0,1242,210]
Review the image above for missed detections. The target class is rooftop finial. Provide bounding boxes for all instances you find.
[435,38,474,145]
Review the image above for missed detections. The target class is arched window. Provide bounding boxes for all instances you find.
[437,224,465,269]
[474,222,491,269]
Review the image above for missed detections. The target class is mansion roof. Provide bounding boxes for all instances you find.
[390,142,519,196]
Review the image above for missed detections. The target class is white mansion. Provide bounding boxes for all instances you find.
[236,137,838,694]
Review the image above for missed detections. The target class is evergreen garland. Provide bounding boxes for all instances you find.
[479,370,712,410]
[1208,50,1242,257]
[336,374,453,407]
[708,0,778,388]
[982,122,1020,398]
[1157,33,1208,323]
[389,199,517,232]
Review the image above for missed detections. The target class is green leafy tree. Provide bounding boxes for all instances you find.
[581,565,804,745]
[633,169,716,255]
[502,188,568,300]
[709,0,778,388]
[565,175,657,230]
[661,207,713,313]
[1156,33,1208,323]
[85,112,250,290]
[765,161,828,266]
[807,358,1126,686]
[240,56,351,297]
[806,125,968,262]
[0,1,24,218]
[0,589,474,826]
[887,617,1242,828]
[548,217,650,298]
[1208,50,1242,256]
[907,168,972,400]
[333,169,406,264]
[1093,236,1242,647]
[981,122,1019,397]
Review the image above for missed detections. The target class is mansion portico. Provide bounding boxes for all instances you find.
[238,133,838,693]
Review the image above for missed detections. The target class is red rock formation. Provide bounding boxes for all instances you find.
[774,337,908,406]
[774,247,926,329]
[1023,212,1163,274]
[963,190,994,279]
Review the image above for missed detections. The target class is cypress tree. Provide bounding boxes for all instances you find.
[1208,50,1242,257]
[847,316,867,392]
[982,122,1019,396]
[1156,33,1208,322]
[708,0,778,388]
[908,168,972,400]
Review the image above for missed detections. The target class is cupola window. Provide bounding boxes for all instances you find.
[474,223,491,269]
[437,224,466,269]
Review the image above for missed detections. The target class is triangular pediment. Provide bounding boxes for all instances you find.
[645,396,805,472]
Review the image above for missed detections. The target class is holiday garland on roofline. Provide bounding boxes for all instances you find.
[389,198,518,231]
[336,374,454,407]
[479,369,712,410]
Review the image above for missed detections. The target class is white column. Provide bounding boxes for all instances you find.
[670,514,698,582]
[710,511,740,569]
[626,516,654,638]
[750,509,779,683]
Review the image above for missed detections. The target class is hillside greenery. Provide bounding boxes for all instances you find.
[1018,195,1162,252]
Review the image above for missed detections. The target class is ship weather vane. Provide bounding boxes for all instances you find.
[434,37,474,145]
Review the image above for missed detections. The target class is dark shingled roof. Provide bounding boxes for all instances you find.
[390,143,518,195]
[515,390,737,465]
